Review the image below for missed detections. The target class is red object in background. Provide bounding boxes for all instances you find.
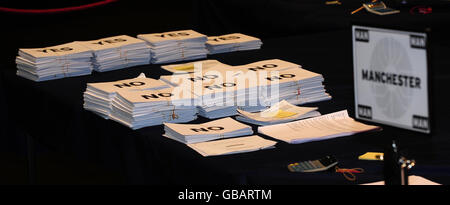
[410,6,433,15]
[0,0,117,14]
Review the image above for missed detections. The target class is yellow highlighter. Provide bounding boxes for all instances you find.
[173,64,195,71]
[358,152,384,161]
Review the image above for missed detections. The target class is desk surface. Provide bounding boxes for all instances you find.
[1,29,450,185]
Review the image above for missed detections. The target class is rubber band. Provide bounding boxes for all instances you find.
[335,166,364,181]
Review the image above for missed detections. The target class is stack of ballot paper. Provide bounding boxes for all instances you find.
[160,68,239,119]
[76,35,151,72]
[163,117,253,144]
[258,110,381,144]
[160,59,229,74]
[137,30,208,64]
[187,135,276,157]
[255,66,332,106]
[16,42,93,81]
[206,33,262,54]
[110,87,197,129]
[236,100,321,125]
[83,73,170,119]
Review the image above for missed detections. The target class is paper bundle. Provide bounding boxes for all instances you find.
[83,73,170,119]
[76,35,151,72]
[163,117,253,144]
[187,135,276,157]
[255,66,332,106]
[236,100,321,125]
[206,33,262,54]
[110,87,198,129]
[258,110,381,144]
[137,30,208,64]
[16,42,93,81]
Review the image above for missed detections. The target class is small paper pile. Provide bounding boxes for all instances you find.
[206,33,262,54]
[76,35,151,72]
[236,100,321,125]
[137,30,208,64]
[110,87,198,129]
[83,73,170,118]
[187,135,276,157]
[16,42,93,81]
[163,117,253,144]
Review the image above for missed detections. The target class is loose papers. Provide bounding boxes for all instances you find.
[258,110,381,144]
[163,117,253,144]
[83,73,170,118]
[76,35,151,72]
[206,33,262,54]
[137,30,208,64]
[110,87,198,129]
[187,135,276,157]
[236,100,321,125]
[16,42,93,81]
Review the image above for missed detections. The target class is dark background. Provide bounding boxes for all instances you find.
[0,0,450,189]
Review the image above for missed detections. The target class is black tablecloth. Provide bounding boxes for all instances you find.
[1,29,450,185]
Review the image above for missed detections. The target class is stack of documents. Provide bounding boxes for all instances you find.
[110,87,197,129]
[160,68,240,119]
[255,66,332,106]
[206,33,262,54]
[187,135,276,157]
[77,35,151,72]
[236,100,321,125]
[164,117,253,144]
[16,42,93,81]
[83,73,170,119]
[258,110,381,144]
[137,30,208,64]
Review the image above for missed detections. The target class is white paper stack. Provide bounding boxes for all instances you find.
[16,42,93,81]
[254,66,332,106]
[159,59,315,118]
[160,68,244,119]
[163,117,253,144]
[83,73,170,119]
[258,110,381,144]
[137,30,208,64]
[228,59,306,112]
[187,135,276,157]
[206,33,262,54]
[76,35,151,72]
[110,87,198,129]
[236,100,321,125]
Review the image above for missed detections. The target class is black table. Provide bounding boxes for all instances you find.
[2,29,449,185]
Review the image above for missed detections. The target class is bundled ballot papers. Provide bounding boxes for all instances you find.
[258,110,381,144]
[76,35,151,72]
[187,135,276,157]
[163,117,253,144]
[110,87,197,129]
[236,100,321,125]
[83,73,170,118]
[138,30,208,64]
[206,33,262,54]
[254,66,332,106]
[16,42,93,81]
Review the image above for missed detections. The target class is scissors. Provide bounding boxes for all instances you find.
[335,166,365,181]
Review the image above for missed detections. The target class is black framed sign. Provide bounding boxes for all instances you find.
[352,25,431,134]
